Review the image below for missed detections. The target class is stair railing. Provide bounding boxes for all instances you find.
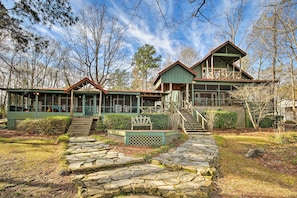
[183,101,207,129]
[171,102,188,134]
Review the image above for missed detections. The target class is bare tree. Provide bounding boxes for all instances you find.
[229,84,275,130]
[177,47,199,66]
[276,0,297,119]
[65,3,127,86]
[248,2,287,117]
[217,0,246,44]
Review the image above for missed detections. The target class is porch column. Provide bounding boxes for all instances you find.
[186,83,189,103]
[206,60,209,78]
[211,55,214,78]
[34,93,38,113]
[83,95,86,114]
[70,90,74,117]
[93,95,96,116]
[137,95,140,114]
[192,84,194,106]
[239,56,242,78]
[99,91,102,117]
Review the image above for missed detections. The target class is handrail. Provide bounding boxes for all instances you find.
[172,102,188,134]
[184,101,207,129]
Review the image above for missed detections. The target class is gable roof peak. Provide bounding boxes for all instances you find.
[191,41,247,69]
[152,60,196,85]
[64,77,107,94]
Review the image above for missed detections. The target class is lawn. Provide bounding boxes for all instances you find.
[0,129,296,197]
[213,131,297,198]
[0,132,75,197]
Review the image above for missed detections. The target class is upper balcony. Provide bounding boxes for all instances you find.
[202,68,242,80]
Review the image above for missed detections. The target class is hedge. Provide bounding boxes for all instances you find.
[142,113,170,130]
[205,110,237,129]
[16,116,71,135]
[103,114,132,130]
[99,113,170,130]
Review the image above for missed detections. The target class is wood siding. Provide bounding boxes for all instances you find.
[161,64,194,83]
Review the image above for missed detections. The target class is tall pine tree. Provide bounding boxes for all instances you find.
[131,44,161,90]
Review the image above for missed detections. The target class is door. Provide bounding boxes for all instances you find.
[85,95,95,116]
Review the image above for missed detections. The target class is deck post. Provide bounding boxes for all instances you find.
[70,90,74,117]
[99,90,102,117]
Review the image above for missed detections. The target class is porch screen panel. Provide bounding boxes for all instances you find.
[61,94,70,112]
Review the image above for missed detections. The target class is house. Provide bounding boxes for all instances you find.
[278,100,297,121]
[2,41,274,130]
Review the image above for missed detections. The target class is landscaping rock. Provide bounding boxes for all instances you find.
[245,148,265,158]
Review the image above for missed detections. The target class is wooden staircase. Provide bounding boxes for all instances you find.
[180,109,208,134]
[68,117,93,137]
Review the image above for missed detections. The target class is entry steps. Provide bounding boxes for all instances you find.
[68,117,93,136]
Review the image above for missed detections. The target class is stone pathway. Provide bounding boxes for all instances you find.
[66,137,144,173]
[66,133,219,198]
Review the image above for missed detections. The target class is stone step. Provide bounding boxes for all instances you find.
[66,137,144,174]
[69,133,219,198]
[68,131,90,137]
[74,164,211,198]
[187,132,212,135]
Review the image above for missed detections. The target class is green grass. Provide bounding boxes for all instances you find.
[0,136,74,197]
[214,132,297,197]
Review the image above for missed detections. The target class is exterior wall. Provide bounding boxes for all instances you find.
[161,65,193,84]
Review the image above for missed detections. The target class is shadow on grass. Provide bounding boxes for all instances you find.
[0,177,75,194]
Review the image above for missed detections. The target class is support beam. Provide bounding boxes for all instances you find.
[99,91,102,117]
[213,53,241,57]
[70,90,74,117]
[211,55,214,78]
[206,59,209,78]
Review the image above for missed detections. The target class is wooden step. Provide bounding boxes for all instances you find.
[68,117,93,137]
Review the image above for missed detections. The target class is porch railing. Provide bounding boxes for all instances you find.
[184,101,207,129]
[140,106,162,113]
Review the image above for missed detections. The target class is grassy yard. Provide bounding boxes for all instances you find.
[0,130,296,197]
[0,133,75,197]
[213,131,297,198]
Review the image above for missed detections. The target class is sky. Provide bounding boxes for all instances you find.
[47,0,272,67]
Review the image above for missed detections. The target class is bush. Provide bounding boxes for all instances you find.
[259,117,273,128]
[142,113,170,129]
[96,116,106,131]
[16,116,70,135]
[56,134,69,144]
[103,114,132,130]
[205,110,237,129]
[101,113,170,130]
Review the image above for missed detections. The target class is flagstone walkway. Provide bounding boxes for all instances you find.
[66,133,219,198]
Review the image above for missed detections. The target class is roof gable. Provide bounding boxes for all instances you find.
[153,61,196,85]
[191,40,247,69]
[64,77,107,94]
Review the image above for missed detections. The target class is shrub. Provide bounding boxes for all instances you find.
[44,116,71,135]
[259,117,273,128]
[205,110,237,129]
[142,113,170,129]
[16,116,70,135]
[56,134,70,144]
[96,116,106,131]
[103,114,132,130]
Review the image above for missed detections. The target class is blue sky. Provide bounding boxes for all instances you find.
[48,0,271,66]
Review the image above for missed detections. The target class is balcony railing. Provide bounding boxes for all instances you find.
[204,71,241,80]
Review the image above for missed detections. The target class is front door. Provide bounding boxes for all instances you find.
[85,95,95,116]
